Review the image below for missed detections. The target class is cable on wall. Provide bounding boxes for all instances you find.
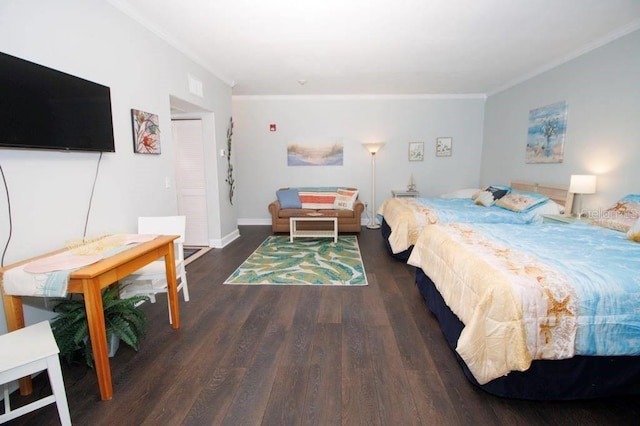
[0,162,13,268]
[83,151,103,240]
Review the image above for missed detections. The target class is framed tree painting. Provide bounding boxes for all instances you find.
[526,101,568,163]
[131,109,161,154]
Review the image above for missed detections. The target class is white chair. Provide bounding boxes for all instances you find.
[0,321,71,425]
[120,216,189,324]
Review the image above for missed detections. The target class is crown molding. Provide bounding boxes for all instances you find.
[488,20,640,96]
[233,94,487,101]
[106,0,234,88]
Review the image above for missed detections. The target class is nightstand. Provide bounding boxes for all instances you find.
[392,190,420,198]
[542,214,579,224]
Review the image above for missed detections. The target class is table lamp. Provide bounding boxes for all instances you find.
[569,174,596,219]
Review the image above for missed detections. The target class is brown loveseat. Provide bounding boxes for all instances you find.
[268,187,364,233]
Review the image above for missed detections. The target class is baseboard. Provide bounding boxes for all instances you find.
[209,228,241,248]
[237,218,271,226]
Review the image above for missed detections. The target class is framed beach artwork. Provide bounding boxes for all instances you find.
[287,143,344,166]
[408,142,424,161]
[526,101,568,163]
[436,137,452,157]
[131,109,161,154]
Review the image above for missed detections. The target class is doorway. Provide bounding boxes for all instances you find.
[172,119,209,246]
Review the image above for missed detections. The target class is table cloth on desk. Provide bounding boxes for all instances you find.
[1,234,158,298]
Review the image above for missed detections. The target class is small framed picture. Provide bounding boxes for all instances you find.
[408,142,424,161]
[131,109,161,154]
[436,137,452,157]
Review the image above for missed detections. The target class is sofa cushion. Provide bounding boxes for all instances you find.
[276,188,302,209]
[278,209,321,218]
[334,188,359,210]
[317,209,354,218]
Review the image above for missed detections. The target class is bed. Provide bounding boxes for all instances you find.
[407,220,640,399]
[379,181,573,260]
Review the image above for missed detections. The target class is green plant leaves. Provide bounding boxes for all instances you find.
[50,283,149,368]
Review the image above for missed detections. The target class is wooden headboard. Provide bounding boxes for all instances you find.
[510,180,574,214]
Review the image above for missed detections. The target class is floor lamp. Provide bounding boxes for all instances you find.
[569,174,596,219]
[362,143,385,229]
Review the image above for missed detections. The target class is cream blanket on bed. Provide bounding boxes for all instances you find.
[378,198,438,253]
[407,224,577,384]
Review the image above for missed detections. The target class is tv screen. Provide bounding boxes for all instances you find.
[0,51,115,152]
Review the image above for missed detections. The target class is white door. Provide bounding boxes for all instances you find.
[172,119,209,246]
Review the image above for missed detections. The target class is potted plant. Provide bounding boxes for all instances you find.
[51,283,149,368]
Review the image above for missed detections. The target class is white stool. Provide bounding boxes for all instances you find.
[0,321,71,425]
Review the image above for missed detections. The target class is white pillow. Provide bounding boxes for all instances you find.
[440,188,481,199]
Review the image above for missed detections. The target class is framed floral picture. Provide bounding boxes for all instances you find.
[408,142,424,161]
[436,137,452,157]
[131,109,161,154]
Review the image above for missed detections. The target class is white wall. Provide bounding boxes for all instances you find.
[0,0,232,333]
[481,29,640,211]
[233,96,486,223]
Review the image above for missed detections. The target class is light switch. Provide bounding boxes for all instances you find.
[220,149,226,157]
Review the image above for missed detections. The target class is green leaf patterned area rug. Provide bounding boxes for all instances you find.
[224,235,367,286]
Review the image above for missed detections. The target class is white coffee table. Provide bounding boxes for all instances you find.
[289,216,338,243]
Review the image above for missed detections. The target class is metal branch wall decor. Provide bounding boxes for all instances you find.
[225,117,235,204]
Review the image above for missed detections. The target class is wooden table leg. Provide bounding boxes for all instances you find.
[1,292,32,395]
[82,278,113,401]
[165,242,180,329]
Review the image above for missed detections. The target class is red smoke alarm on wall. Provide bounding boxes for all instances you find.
[269,124,277,132]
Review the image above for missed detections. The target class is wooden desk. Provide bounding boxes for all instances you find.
[0,235,180,401]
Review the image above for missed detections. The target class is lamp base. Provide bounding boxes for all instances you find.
[366,223,381,230]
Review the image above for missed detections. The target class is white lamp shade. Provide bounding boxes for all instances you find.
[362,143,385,154]
[569,174,597,194]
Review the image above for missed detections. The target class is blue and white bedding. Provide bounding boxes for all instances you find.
[378,196,559,254]
[407,222,640,384]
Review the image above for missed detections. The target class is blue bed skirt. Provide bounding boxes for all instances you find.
[415,267,640,400]
[381,219,413,261]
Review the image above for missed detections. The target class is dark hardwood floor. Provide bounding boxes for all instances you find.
[5,225,640,425]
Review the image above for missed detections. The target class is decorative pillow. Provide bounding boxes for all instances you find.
[495,191,548,213]
[627,218,640,242]
[474,185,510,207]
[333,188,359,210]
[594,194,640,233]
[472,185,510,200]
[474,191,496,207]
[276,188,301,209]
[440,188,481,199]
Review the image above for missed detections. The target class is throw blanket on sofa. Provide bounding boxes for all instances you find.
[298,187,340,209]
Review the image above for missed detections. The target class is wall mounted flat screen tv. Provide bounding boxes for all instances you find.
[0,51,115,152]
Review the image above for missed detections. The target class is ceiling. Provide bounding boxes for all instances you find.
[109,0,640,96]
